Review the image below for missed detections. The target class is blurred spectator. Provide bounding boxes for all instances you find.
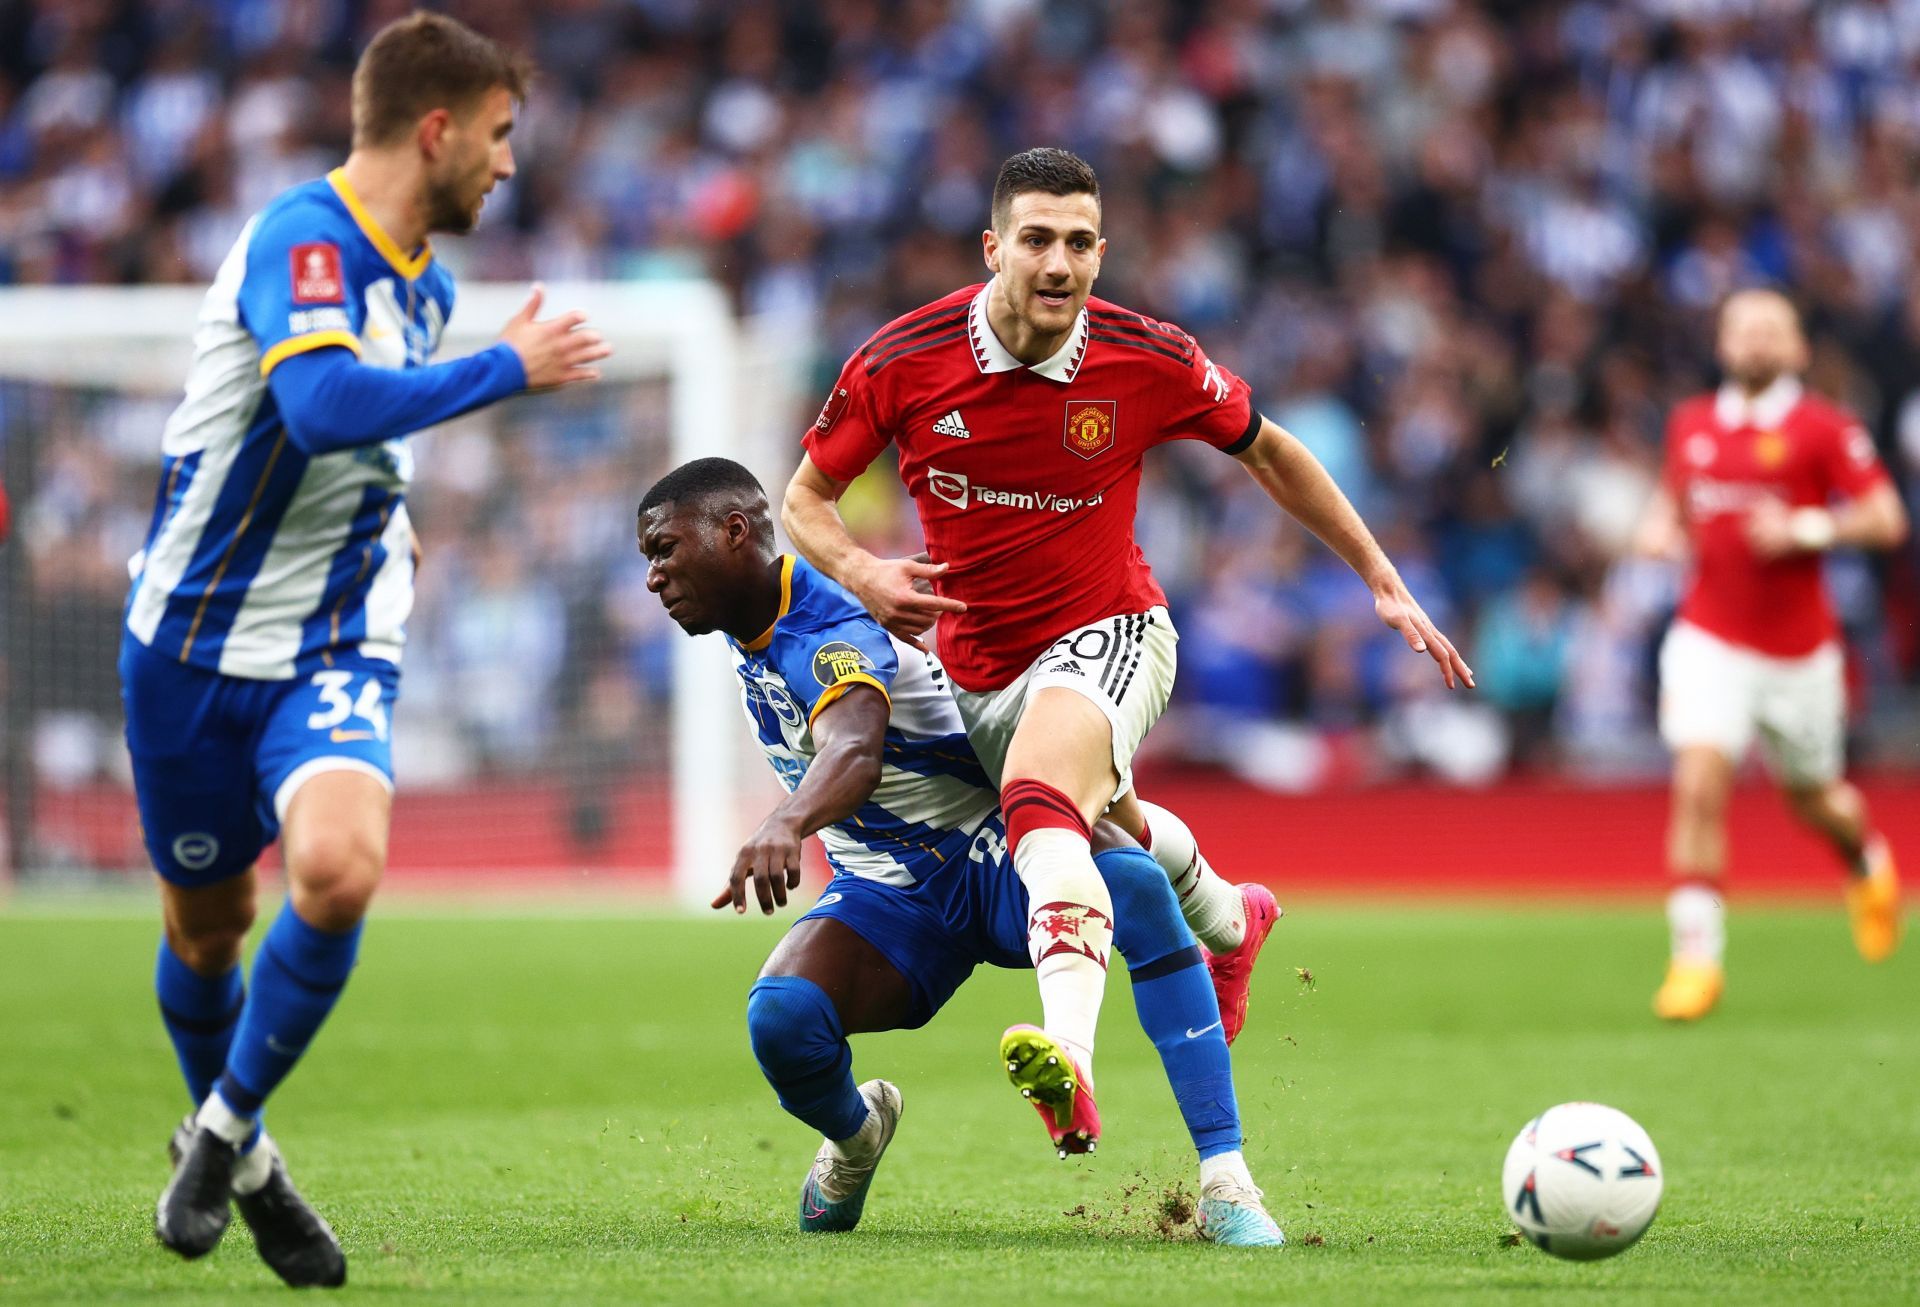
[1474,568,1575,767]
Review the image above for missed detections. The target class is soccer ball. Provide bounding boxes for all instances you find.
[1501,1102,1663,1260]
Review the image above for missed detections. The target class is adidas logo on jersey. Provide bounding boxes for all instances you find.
[932,409,972,439]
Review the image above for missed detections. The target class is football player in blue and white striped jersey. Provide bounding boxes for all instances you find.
[130,14,608,1286]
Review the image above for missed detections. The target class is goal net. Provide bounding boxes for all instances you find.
[0,281,792,906]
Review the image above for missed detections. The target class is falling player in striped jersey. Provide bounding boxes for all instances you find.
[1636,290,1908,1021]
[124,14,608,1286]
[640,458,1283,1246]
[785,148,1472,1165]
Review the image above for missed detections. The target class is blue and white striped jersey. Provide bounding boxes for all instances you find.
[125,168,454,680]
[727,555,998,887]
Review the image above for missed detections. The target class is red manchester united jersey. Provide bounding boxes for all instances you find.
[1663,378,1889,657]
[803,282,1259,691]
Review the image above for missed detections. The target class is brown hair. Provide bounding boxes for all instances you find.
[351,11,532,148]
[991,148,1100,231]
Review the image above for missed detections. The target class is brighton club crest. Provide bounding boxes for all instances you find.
[1063,400,1117,460]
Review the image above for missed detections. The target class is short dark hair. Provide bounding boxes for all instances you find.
[352,11,532,148]
[638,457,768,523]
[991,147,1100,231]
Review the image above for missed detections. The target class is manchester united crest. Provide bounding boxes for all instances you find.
[1753,429,1788,469]
[1063,400,1117,459]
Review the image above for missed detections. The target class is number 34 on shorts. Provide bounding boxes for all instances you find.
[307,668,390,743]
[118,637,400,886]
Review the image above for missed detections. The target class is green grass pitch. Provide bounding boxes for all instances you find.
[1,901,1916,1305]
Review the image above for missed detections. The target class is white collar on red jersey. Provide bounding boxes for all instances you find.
[1714,375,1803,429]
[967,279,1089,383]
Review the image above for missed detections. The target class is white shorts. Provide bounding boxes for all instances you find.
[949,608,1178,806]
[1658,620,1845,787]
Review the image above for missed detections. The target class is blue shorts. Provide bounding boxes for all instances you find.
[794,818,1185,1029]
[796,818,1028,1028]
[118,635,399,886]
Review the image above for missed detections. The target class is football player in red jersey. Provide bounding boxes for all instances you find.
[1636,289,1909,1022]
[783,149,1469,1183]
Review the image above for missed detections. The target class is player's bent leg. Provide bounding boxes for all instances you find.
[156,871,257,1108]
[1094,843,1283,1247]
[1110,793,1281,1045]
[1109,792,1251,954]
[179,769,382,1285]
[1001,687,1119,1103]
[1655,747,1734,1022]
[748,975,873,1144]
[213,769,386,1128]
[152,873,262,1261]
[1784,780,1902,962]
[753,918,916,1232]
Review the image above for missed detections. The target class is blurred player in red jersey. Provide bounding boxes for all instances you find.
[784,149,1470,1182]
[1637,290,1909,1022]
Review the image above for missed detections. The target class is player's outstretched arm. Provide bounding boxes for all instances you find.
[782,455,964,652]
[1234,416,1474,690]
[267,284,608,456]
[715,684,890,916]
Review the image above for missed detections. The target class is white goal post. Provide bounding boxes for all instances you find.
[0,280,764,907]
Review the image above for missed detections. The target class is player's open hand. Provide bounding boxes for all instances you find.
[715,814,805,915]
[500,283,612,391]
[1373,576,1475,690]
[855,555,966,652]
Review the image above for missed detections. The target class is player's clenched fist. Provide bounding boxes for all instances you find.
[715,814,806,915]
[851,556,966,652]
[499,282,611,389]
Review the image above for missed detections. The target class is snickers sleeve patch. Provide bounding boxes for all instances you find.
[771,619,900,727]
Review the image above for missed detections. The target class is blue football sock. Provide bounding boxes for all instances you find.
[155,937,243,1108]
[215,901,361,1117]
[1129,955,1243,1159]
[747,975,869,1141]
[1098,847,1244,1160]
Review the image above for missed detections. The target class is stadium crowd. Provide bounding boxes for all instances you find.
[6,0,1920,806]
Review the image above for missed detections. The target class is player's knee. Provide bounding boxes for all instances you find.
[1673,762,1730,822]
[166,909,255,974]
[1783,782,1841,828]
[1095,846,1191,966]
[1089,818,1139,857]
[747,975,843,1081]
[283,823,384,930]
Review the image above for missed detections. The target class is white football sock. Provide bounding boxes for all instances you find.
[1138,800,1245,954]
[195,1090,256,1148]
[1014,827,1113,1081]
[1198,1149,1258,1197]
[828,1088,886,1164]
[231,1131,277,1196]
[1667,881,1725,964]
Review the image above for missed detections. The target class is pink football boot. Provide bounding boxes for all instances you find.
[1203,884,1282,1045]
[999,1025,1100,1157]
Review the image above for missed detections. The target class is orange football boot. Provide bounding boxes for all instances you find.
[1847,837,1902,963]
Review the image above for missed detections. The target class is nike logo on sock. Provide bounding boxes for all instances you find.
[1185,1020,1223,1039]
